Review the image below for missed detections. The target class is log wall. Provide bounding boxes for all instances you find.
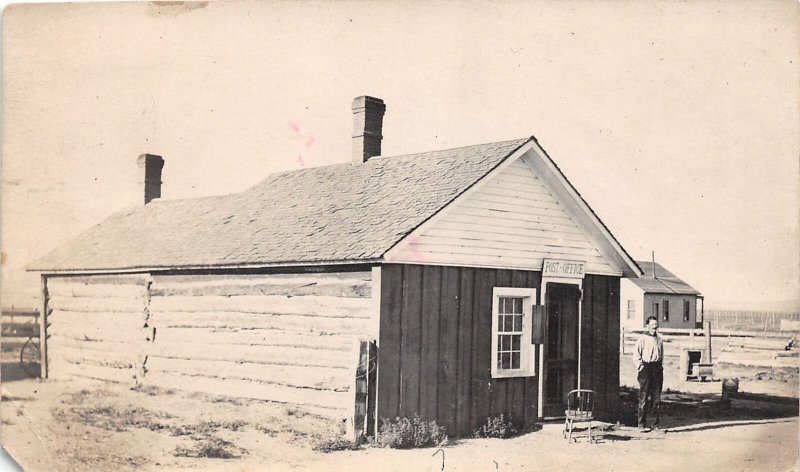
[45,270,375,419]
[46,275,148,385]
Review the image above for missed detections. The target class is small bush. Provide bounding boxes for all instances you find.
[473,414,518,439]
[312,436,362,453]
[377,415,448,449]
[174,437,240,459]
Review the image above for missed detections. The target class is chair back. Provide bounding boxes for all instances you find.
[566,389,596,415]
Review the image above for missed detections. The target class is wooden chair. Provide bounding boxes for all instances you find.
[563,389,597,443]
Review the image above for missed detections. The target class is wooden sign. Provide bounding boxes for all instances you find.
[532,305,545,344]
[542,259,586,279]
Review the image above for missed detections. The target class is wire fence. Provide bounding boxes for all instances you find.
[703,310,800,332]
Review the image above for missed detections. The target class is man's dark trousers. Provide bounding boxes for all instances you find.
[637,361,663,428]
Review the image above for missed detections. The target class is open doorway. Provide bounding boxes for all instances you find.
[543,283,581,418]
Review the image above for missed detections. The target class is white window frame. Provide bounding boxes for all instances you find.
[627,299,636,319]
[491,287,537,378]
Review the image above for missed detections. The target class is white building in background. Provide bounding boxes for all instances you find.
[621,261,704,330]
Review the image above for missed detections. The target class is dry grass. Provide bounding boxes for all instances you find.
[170,419,249,437]
[51,404,173,433]
[173,436,243,459]
[132,384,176,396]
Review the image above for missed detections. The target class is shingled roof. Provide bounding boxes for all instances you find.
[630,261,701,296]
[29,138,533,272]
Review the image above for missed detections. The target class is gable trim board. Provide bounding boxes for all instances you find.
[384,138,642,278]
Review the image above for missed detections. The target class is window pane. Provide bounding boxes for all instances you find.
[512,352,520,369]
[512,335,521,351]
[514,297,522,314]
[502,353,511,370]
[497,352,503,370]
[504,315,514,332]
[497,315,503,332]
[513,314,523,331]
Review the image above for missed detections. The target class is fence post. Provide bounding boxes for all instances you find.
[366,341,378,438]
[704,321,712,363]
[39,276,49,379]
[352,340,378,442]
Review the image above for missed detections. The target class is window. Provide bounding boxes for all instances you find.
[627,299,636,319]
[653,302,660,322]
[491,287,536,378]
[663,300,670,322]
[683,300,690,322]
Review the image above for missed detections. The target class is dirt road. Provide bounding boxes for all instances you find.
[1,370,797,472]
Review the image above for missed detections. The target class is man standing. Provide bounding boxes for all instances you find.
[634,316,663,432]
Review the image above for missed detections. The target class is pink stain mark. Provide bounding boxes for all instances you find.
[289,120,301,133]
[405,235,425,262]
[296,155,306,167]
[305,136,315,149]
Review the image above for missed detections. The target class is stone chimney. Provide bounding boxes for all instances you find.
[351,96,386,164]
[137,153,164,204]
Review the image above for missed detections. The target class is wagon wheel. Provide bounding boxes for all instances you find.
[19,338,41,378]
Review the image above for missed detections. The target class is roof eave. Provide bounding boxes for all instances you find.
[30,257,386,276]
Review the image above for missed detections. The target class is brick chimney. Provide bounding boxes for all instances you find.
[137,153,164,204]
[351,96,386,164]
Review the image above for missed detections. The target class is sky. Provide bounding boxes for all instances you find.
[1,0,798,311]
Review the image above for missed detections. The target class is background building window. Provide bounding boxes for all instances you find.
[627,299,636,319]
[683,300,690,322]
[663,300,670,322]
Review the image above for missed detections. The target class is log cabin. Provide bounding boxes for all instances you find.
[28,96,642,437]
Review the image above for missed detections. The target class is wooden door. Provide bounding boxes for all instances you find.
[543,283,580,418]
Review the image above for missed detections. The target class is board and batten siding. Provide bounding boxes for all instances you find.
[43,270,375,420]
[45,274,148,385]
[377,263,621,437]
[386,158,620,275]
[378,264,541,437]
[579,273,621,422]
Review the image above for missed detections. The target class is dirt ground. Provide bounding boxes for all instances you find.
[1,357,798,472]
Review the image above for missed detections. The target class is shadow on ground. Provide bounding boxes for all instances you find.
[562,388,798,445]
[617,386,798,431]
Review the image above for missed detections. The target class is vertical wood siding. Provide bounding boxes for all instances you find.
[378,264,542,437]
[580,274,621,422]
[387,159,619,275]
[377,264,621,436]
